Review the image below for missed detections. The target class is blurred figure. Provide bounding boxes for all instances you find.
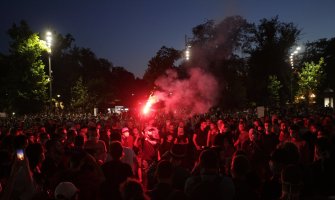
[84,128,107,165]
[147,160,186,200]
[207,122,219,147]
[261,120,279,158]
[120,178,149,200]
[193,120,208,151]
[309,137,335,197]
[159,125,174,159]
[101,141,133,200]
[278,121,290,148]
[280,164,303,200]
[121,127,134,149]
[185,149,235,200]
[54,181,79,200]
[231,154,258,200]
[288,124,310,164]
[174,126,189,145]
[234,122,249,150]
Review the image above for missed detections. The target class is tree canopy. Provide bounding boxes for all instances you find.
[0,21,49,113]
[1,16,333,114]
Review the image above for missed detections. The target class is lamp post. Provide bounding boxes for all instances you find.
[46,31,52,108]
[185,35,191,61]
[289,46,301,103]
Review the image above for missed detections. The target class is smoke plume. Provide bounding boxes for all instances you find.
[153,68,218,119]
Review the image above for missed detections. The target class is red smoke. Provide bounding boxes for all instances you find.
[153,68,218,119]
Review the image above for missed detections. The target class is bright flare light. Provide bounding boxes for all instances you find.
[143,95,157,115]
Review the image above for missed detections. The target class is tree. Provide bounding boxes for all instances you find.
[183,16,250,110]
[143,46,181,86]
[1,20,142,113]
[109,66,137,107]
[70,77,91,112]
[0,21,49,113]
[296,58,325,104]
[302,38,335,91]
[245,16,301,106]
[267,75,282,108]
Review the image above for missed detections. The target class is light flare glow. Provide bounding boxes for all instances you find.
[142,95,157,115]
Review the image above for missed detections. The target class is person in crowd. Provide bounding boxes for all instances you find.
[233,122,249,150]
[118,130,138,175]
[39,132,50,150]
[99,128,111,154]
[142,127,160,167]
[133,127,143,153]
[278,121,290,148]
[120,178,149,200]
[147,160,186,200]
[63,150,104,200]
[174,126,189,145]
[210,133,230,176]
[79,126,88,143]
[158,126,174,159]
[231,154,259,200]
[54,181,79,200]
[288,124,310,164]
[309,137,335,197]
[132,127,144,181]
[192,120,209,152]
[1,143,45,200]
[185,149,235,200]
[271,114,280,136]
[304,122,320,160]
[253,118,263,132]
[169,144,190,190]
[1,108,335,200]
[65,129,77,150]
[207,121,219,147]
[280,164,303,200]
[83,128,107,165]
[121,127,134,149]
[56,127,68,145]
[95,122,102,136]
[41,139,67,191]
[100,141,133,200]
[73,135,85,151]
[217,119,229,134]
[260,120,279,158]
[261,148,287,200]
[160,119,172,139]
[242,128,267,180]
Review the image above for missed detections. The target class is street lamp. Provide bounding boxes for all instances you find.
[289,46,301,103]
[185,35,192,61]
[290,46,301,69]
[46,31,52,107]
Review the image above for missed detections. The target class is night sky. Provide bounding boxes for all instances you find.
[1,0,334,78]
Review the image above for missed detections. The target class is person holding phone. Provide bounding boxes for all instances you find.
[16,149,25,160]
[1,143,45,200]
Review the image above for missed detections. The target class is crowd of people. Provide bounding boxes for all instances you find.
[0,109,335,200]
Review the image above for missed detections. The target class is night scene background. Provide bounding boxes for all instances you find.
[1,1,335,200]
[1,0,335,114]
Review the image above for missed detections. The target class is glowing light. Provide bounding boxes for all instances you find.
[46,31,52,53]
[185,45,191,61]
[143,95,157,115]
